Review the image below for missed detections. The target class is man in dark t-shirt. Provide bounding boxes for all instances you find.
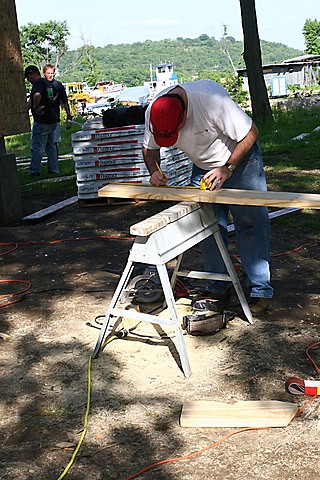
[25,65,59,176]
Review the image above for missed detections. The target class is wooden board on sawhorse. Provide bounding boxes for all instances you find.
[98,183,320,209]
[92,202,253,378]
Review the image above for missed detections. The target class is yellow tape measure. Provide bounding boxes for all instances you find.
[199,178,212,190]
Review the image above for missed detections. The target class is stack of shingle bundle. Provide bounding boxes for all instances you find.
[72,117,193,199]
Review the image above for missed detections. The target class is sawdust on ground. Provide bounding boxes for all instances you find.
[0,199,319,480]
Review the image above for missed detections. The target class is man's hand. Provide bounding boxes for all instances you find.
[34,105,45,115]
[143,147,170,186]
[66,115,73,129]
[202,165,233,190]
[150,170,169,186]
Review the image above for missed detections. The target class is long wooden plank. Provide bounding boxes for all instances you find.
[22,196,78,221]
[98,183,320,209]
[180,400,298,428]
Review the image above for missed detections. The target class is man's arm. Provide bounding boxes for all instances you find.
[58,83,72,119]
[26,91,32,111]
[225,123,259,168]
[33,91,42,110]
[63,101,72,118]
[142,147,169,186]
[202,123,259,190]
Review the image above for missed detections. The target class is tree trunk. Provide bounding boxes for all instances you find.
[239,0,273,124]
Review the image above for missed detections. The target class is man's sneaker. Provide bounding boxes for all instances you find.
[249,297,272,315]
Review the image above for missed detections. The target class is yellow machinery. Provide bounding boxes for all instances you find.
[63,82,94,113]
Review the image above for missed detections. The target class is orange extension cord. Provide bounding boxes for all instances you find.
[0,279,32,307]
[0,235,134,308]
[123,396,317,480]
[306,341,320,374]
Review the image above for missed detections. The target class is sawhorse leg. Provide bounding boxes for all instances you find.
[212,229,253,324]
[93,259,135,358]
[156,263,191,377]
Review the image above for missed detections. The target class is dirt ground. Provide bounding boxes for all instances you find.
[0,197,319,480]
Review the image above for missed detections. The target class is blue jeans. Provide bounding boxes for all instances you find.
[30,122,59,174]
[190,142,273,299]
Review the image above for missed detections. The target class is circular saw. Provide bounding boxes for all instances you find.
[124,266,163,303]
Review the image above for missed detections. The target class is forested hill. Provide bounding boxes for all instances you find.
[58,34,303,86]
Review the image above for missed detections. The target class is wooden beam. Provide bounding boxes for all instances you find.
[22,196,78,221]
[180,400,298,428]
[98,184,320,210]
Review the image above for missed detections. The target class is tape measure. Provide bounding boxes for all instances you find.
[199,178,220,190]
[199,178,209,190]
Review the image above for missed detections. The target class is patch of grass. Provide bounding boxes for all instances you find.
[6,113,85,202]
[266,172,320,193]
[5,131,31,158]
[5,113,85,159]
[271,209,320,238]
[259,105,320,193]
[21,177,77,202]
[19,159,77,201]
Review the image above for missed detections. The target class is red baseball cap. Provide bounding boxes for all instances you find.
[150,94,184,147]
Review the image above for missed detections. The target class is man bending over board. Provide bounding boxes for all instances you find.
[142,80,273,315]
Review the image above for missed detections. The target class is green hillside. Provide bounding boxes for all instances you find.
[57,34,303,86]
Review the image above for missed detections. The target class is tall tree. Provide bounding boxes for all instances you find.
[239,0,273,123]
[303,19,320,54]
[20,20,69,69]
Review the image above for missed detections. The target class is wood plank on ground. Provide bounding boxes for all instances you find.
[98,184,320,210]
[180,400,298,428]
[22,196,78,221]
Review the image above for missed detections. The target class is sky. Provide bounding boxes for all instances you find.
[15,0,319,52]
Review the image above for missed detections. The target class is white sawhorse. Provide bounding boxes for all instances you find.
[93,202,253,377]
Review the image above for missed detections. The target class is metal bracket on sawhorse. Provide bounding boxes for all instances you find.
[93,202,253,378]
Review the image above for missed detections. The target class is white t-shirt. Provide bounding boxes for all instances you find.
[143,80,252,169]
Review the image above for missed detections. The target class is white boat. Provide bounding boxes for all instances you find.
[89,81,124,102]
[144,63,178,102]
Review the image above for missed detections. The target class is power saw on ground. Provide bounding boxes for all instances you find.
[182,299,235,336]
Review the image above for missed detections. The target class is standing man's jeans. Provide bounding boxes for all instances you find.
[29,122,59,174]
[190,142,273,300]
